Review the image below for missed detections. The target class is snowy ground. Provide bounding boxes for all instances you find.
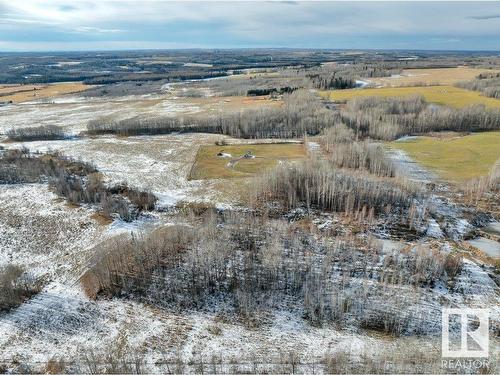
[0,90,278,136]
[0,183,498,373]
[0,94,202,135]
[5,133,228,206]
[0,184,443,371]
[0,91,499,372]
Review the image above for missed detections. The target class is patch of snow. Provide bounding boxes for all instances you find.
[426,219,444,238]
[355,80,369,88]
[467,238,500,259]
[385,148,437,183]
[483,221,500,237]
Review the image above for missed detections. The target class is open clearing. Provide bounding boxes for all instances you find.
[368,67,500,87]
[4,133,228,205]
[0,93,279,135]
[182,94,280,112]
[321,85,500,108]
[190,143,306,179]
[389,131,500,181]
[0,82,91,103]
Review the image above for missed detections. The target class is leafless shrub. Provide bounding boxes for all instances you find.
[0,265,40,311]
[6,125,66,142]
[320,123,356,149]
[461,159,500,203]
[80,346,144,374]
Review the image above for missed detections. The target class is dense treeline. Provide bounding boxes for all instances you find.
[179,64,393,97]
[308,73,356,90]
[254,159,418,218]
[88,91,337,138]
[247,86,297,96]
[330,141,396,177]
[6,125,66,142]
[456,73,500,98]
[83,71,228,85]
[320,125,396,177]
[0,149,156,221]
[340,96,500,140]
[29,90,500,145]
[81,209,458,334]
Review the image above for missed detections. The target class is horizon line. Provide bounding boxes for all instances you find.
[1,47,500,54]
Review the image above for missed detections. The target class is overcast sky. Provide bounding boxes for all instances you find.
[1,1,499,52]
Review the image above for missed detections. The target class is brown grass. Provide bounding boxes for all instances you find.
[45,359,66,374]
[0,82,91,103]
[186,95,281,113]
[90,212,114,225]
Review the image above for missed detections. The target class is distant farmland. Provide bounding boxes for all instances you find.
[0,82,90,103]
[321,85,500,108]
[368,67,500,87]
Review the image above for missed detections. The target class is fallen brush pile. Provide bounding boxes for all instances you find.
[0,148,156,221]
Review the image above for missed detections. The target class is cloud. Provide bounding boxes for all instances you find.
[0,1,499,51]
[71,26,124,34]
[467,14,500,20]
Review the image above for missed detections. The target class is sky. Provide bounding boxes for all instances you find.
[0,1,499,52]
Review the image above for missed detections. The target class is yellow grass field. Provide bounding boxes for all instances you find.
[321,85,500,109]
[369,67,500,87]
[0,82,90,103]
[190,143,306,180]
[389,131,500,181]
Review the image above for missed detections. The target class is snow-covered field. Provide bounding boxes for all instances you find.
[0,94,204,135]
[1,90,499,373]
[5,133,227,206]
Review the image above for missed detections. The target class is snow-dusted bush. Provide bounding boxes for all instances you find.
[0,149,156,221]
[6,125,66,142]
[0,265,40,311]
